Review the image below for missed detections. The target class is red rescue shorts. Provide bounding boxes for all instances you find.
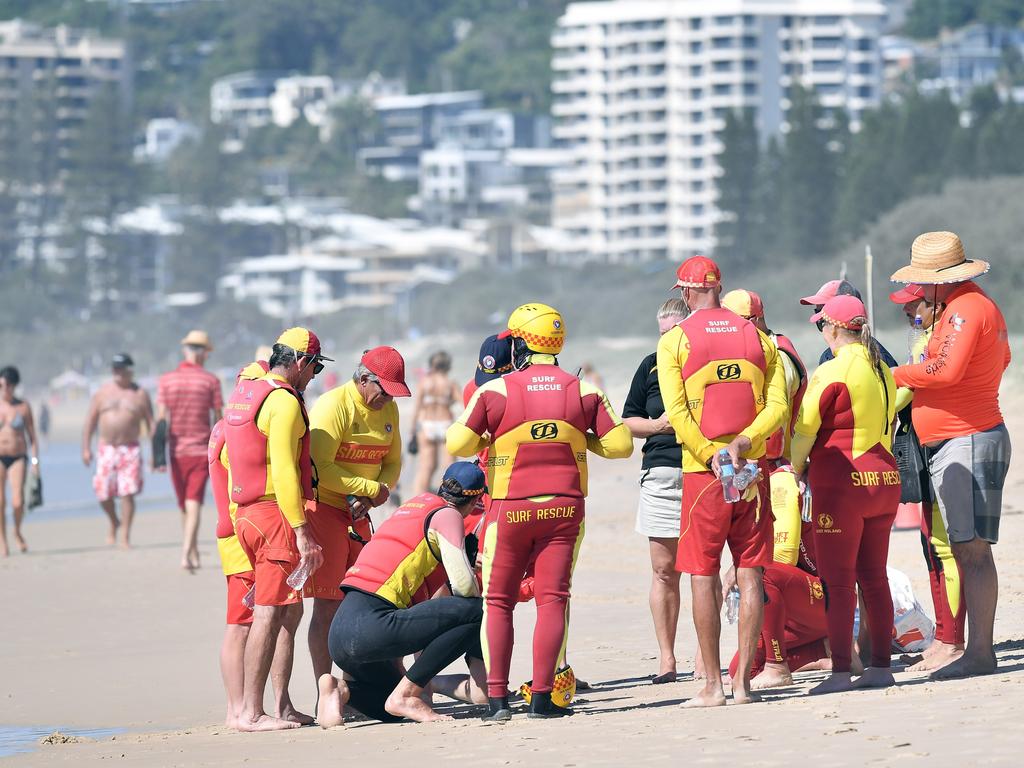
[226,571,256,625]
[677,468,773,576]
[235,500,302,607]
[303,499,372,600]
[170,453,209,508]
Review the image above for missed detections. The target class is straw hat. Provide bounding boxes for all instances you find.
[890,231,990,285]
[180,329,213,350]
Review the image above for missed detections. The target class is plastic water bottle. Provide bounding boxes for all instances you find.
[241,585,255,610]
[852,604,861,639]
[286,559,314,591]
[801,485,813,523]
[725,586,740,625]
[718,449,740,503]
[908,316,927,363]
[733,462,761,492]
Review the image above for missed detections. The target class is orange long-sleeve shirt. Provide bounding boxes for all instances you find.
[892,282,1009,444]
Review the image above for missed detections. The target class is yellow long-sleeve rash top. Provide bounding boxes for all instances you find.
[656,321,788,473]
[309,380,401,508]
[255,377,308,527]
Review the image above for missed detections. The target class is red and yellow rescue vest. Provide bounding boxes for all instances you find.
[765,333,807,460]
[679,308,767,440]
[208,420,233,538]
[341,492,449,609]
[491,365,590,499]
[223,377,313,506]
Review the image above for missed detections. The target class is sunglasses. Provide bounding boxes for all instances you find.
[300,354,325,375]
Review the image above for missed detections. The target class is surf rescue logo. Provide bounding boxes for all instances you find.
[948,312,966,332]
[716,363,741,380]
[530,422,559,440]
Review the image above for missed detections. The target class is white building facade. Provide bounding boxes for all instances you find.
[551,0,885,263]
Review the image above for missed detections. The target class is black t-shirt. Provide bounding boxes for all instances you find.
[622,352,682,470]
[818,337,898,368]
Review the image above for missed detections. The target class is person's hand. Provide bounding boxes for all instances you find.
[81,448,92,467]
[652,414,674,435]
[294,525,324,574]
[725,435,752,470]
[721,566,737,601]
[370,484,390,508]
[30,459,40,475]
[349,496,372,520]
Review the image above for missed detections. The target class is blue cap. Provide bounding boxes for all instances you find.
[438,461,487,500]
[475,334,513,386]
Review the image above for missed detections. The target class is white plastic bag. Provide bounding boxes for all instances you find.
[887,566,935,653]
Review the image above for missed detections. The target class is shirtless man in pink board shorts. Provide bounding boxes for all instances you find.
[82,353,153,547]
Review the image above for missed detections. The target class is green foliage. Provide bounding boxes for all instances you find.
[904,0,1024,38]
[713,109,759,268]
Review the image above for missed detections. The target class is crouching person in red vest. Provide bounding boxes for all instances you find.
[227,328,328,731]
[315,461,488,726]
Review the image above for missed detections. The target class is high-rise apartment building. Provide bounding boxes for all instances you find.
[551,1,885,263]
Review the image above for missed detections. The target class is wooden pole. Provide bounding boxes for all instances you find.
[865,244,874,328]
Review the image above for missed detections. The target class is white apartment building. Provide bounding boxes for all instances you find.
[552,0,885,263]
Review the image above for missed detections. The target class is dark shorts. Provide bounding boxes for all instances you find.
[928,423,1011,544]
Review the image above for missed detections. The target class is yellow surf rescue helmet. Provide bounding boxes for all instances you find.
[519,665,576,708]
[498,303,565,355]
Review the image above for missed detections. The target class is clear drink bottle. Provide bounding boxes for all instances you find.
[908,316,927,363]
[286,559,313,591]
[718,449,740,503]
[725,586,740,625]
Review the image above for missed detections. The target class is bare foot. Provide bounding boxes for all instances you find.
[930,652,997,681]
[794,657,832,673]
[908,643,963,673]
[682,686,727,708]
[850,654,865,677]
[316,675,348,729]
[278,702,314,726]
[119,536,131,550]
[730,682,761,704]
[809,672,853,695]
[181,559,196,573]
[750,663,794,690]
[853,667,895,689]
[236,713,302,732]
[106,521,119,546]
[14,532,27,553]
[384,692,452,722]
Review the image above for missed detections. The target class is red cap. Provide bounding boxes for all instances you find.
[889,283,926,305]
[799,279,844,306]
[810,295,868,330]
[673,255,721,289]
[361,346,411,397]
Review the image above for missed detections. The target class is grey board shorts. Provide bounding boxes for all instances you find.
[635,466,683,538]
[927,423,1011,544]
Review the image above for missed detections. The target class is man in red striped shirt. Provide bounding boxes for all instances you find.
[157,330,223,571]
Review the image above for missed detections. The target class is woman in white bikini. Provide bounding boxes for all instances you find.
[0,367,40,555]
[410,351,462,495]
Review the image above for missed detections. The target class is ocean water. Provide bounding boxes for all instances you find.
[22,442,177,520]
[0,725,124,758]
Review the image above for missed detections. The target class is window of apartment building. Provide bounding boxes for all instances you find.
[782,16,793,28]
[690,64,703,77]
[742,14,756,26]
[816,83,841,97]
[813,59,842,73]
[812,37,842,49]
[648,87,666,99]
[712,37,733,49]
[712,83,733,96]
[712,107,730,120]
[690,18,703,30]
[691,180,705,192]
[712,60,734,73]
[714,15,734,26]
[690,41,703,54]
[649,64,666,76]
[742,82,758,96]
[742,58,758,72]
[815,16,841,25]
[855,38,874,51]
[651,133,667,145]
[648,41,666,53]
[691,109,704,121]
[691,88,704,100]
[690,157,704,169]
[692,226,706,238]
[857,61,873,74]
[742,35,758,49]
[691,204,705,215]
[857,85,873,98]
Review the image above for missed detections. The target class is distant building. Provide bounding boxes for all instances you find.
[0,20,131,174]
[551,0,885,263]
[138,117,198,162]
[269,75,334,127]
[357,90,484,181]
[210,70,280,129]
[932,24,1024,101]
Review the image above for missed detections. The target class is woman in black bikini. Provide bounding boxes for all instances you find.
[0,366,40,555]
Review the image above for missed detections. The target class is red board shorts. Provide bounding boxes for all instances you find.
[93,442,143,501]
[303,499,372,600]
[235,500,302,607]
[677,468,773,576]
[170,453,209,508]
[226,571,256,625]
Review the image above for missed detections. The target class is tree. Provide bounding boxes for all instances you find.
[777,86,840,259]
[713,109,760,266]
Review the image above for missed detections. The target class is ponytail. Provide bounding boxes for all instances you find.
[859,323,882,377]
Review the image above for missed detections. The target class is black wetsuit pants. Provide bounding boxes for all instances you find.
[328,590,483,722]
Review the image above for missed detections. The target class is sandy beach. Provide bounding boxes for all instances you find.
[3,378,1024,766]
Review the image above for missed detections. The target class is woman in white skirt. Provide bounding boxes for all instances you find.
[622,298,687,683]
